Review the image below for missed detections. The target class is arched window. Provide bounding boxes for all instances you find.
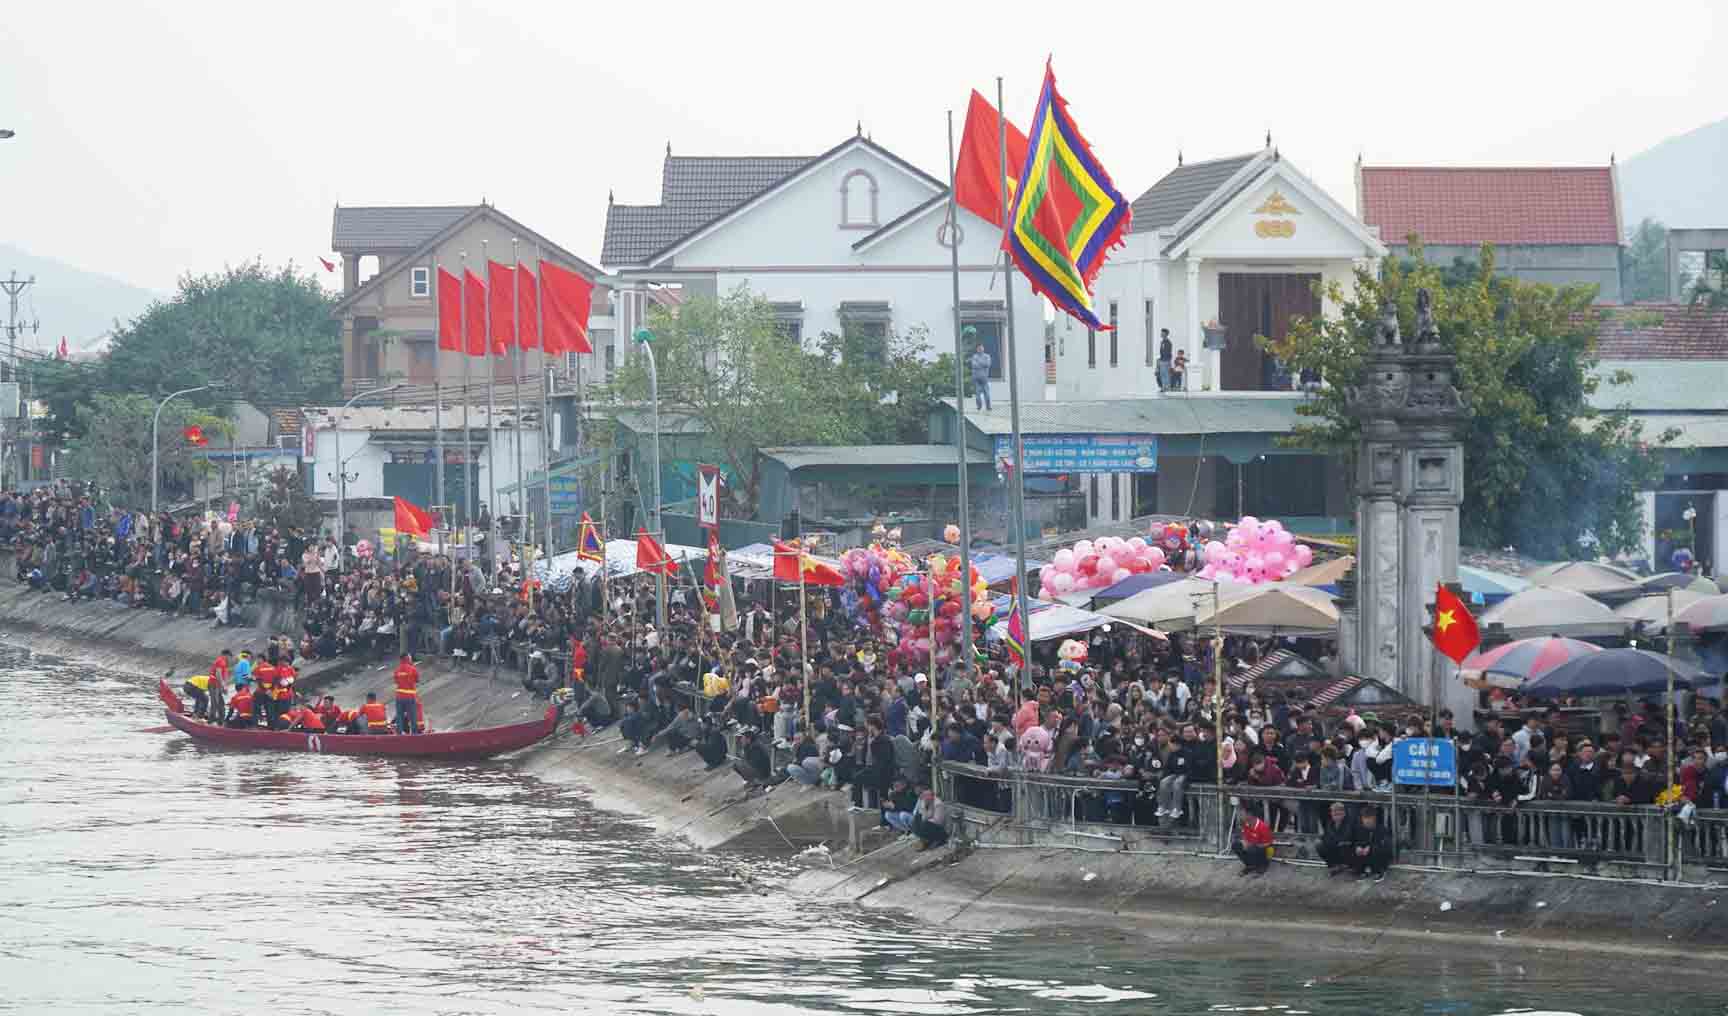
[839,169,878,228]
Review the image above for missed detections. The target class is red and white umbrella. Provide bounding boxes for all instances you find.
[1459,636,1602,686]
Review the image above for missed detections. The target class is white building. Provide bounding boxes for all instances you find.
[598,132,1045,404]
[1057,145,1386,399]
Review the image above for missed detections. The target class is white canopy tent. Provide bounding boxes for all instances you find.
[532,539,706,590]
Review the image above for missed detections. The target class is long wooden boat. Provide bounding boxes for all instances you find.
[158,679,558,760]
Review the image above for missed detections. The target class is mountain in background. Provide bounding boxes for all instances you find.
[1619,117,1728,230]
[0,244,162,357]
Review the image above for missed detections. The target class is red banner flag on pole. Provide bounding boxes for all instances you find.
[436,268,462,353]
[463,270,487,357]
[955,89,1030,229]
[636,528,677,576]
[487,261,515,355]
[393,496,434,538]
[516,264,539,351]
[772,539,846,587]
[541,260,594,355]
[1429,583,1481,665]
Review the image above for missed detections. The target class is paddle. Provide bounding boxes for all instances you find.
[139,668,178,732]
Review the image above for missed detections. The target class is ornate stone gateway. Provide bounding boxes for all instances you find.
[1338,290,1472,720]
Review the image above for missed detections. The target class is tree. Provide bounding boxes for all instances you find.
[34,261,341,445]
[601,288,956,515]
[63,394,229,508]
[1623,218,1670,303]
[254,465,322,534]
[1264,244,1668,561]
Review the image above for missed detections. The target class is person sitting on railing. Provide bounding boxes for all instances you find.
[1281,752,1322,832]
[1346,807,1392,880]
[1156,727,1194,822]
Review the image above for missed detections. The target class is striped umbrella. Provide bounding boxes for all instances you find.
[1460,636,1602,683]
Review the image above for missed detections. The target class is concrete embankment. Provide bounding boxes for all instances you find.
[7,573,1725,957]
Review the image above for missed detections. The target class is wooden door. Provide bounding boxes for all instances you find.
[1216,274,1320,391]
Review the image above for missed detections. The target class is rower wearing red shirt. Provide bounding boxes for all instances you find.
[1234,799,1274,877]
[360,692,391,733]
[315,695,343,731]
[252,659,279,728]
[392,654,420,734]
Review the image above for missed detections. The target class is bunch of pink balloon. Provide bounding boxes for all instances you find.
[880,552,991,668]
[1037,535,1168,599]
[1194,515,1312,584]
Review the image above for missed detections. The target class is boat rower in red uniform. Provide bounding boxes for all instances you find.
[392,654,421,734]
[225,685,255,728]
[360,692,391,733]
[251,659,279,728]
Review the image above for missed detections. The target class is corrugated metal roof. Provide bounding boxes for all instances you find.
[1127,153,1259,234]
[601,154,814,265]
[332,206,475,251]
[953,394,1307,436]
[760,444,985,469]
[1588,361,1728,412]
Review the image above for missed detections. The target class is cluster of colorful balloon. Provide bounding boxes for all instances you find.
[837,543,917,633]
[870,552,992,669]
[1038,535,1169,599]
[1194,515,1313,584]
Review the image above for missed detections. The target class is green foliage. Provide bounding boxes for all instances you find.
[1264,244,1667,560]
[1623,218,1670,303]
[601,288,955,514]
[253,465,322,534]
[34,261,341,444]
[63,394,229,508]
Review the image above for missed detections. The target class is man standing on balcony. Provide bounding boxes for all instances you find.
[1156,329,1173,391]
[968,337,993,411]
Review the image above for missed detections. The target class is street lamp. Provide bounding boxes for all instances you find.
[633,327,664,628]
[151,384,219,515]
[333,383,401,569]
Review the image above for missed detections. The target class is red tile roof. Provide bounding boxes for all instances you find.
[1593,305,1728,360]
[1360,166,1620,247]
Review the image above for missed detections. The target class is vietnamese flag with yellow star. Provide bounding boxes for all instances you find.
[1429,583,1481,664]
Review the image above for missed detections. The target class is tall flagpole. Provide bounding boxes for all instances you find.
[537,244,554,561]
[945,109,975,676]
[998,76,1033,688]
[460,251,474,533]
[483,238,498,575]
[798,541,811,731]
[432,248,446,560]
[512,238,525,553]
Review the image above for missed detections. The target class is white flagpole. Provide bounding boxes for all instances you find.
[433,248,445,561]
[537,244,554,560]
[512,237,525,556]
[461,251,474,533]
[483,238,498,575]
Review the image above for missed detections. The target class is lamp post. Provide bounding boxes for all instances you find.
[333,383,401,569]
[151,384,217,515]
[633,327,664,629]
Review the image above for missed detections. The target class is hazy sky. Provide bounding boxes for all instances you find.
[3,1,1722,295]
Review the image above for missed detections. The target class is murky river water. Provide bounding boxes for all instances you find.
[0,639,1710,1014]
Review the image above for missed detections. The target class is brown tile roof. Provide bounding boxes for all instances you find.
[1360,166,1620,246]
[1593,304,1728,359]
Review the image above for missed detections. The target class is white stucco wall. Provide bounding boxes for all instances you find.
[310,427,542,507]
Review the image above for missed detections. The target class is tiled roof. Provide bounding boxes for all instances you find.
[1359,166,1620,246]
[601,154,814,265]
[1128,153,1259,234]
[1593,305,1728,360]
[332,206,475,251]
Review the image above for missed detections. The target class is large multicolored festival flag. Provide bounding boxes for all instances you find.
[1004,603,1026,666]
[1005,60,1131,331]
[577,512,605,562]
[954,90,1029,228]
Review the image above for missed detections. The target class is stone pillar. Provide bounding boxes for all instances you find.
[1184,257,1202,389]
[1347,291,1470,720]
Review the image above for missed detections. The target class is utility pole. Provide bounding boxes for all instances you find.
[2,272,39,488]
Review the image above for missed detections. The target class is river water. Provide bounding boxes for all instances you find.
[0,640,1706,1015]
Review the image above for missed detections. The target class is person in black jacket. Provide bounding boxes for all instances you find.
[853,717,895,811]
[696,717,730,771]
[1346,807,1393,879]
[1317,801,1356,875]
[732,729,775,790]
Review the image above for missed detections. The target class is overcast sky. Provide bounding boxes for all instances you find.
[4,1,1721,295]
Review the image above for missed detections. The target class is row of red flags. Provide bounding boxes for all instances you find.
[435,261,594,358]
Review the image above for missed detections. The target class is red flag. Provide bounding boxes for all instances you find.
[436,268,462,353]
[463,270,487,357]
[393,496,434,538]
[772,539,846,587]
[1429,583,1481,665]
[955,90,1030,229]
[183,424,208,447]
[487,261,515,355]
[541,260,594,355]
[704,532,722,588]
[517,265,540,351]
[57,336,68,359]
[318,256,336,273]
[635,528,677,576]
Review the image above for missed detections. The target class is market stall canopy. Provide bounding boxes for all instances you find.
[1674,593,1728,633]
[1193,583,1340,637]
[1286,555,1355,587]
[1095,577,1256,631]
[1092,570,1185,604]
[1460,636,1601,684]
[726,542,843,581]
[1522,648,1705,699]
[532,539,706,590]
[987,602,1164,644]
[1477,586,1631,640]
[1613,590,1711,634]
[1642,572,1720,595]
[971,551,1048,587]
[1458,565,1529,605]
[1525,561,1644,602]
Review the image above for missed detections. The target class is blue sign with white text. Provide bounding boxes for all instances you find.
[1392,738,1457,787]
[994,434,1158,475]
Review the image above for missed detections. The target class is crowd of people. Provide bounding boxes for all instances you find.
[8,479,1728,875]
